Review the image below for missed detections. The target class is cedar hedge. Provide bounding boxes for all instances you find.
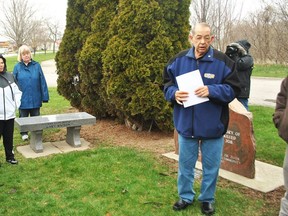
[56,0,190,131]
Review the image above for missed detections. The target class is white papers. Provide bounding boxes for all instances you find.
[176,70,209,108]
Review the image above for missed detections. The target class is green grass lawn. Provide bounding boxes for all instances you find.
[0,87,283,216]
[0,145,268,216]
[0,54,286,215]
[253,64,287,78]
[251,106,286,166]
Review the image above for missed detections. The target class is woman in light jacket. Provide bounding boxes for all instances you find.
[13,45,49,141]
[0,55,22,165]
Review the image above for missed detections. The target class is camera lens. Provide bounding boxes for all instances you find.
[226,46,238,54]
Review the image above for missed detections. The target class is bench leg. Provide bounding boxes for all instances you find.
[66,126,81,147]
[30,130,43,153]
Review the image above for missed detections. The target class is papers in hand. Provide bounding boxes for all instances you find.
[176,70,209,108]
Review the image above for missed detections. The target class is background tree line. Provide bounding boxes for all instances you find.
[2,0,287,63]
[0,0,63,53]
[190,0,288,64]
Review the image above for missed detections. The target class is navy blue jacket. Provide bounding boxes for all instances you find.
[163,47,240,139]
[13,60,49,109]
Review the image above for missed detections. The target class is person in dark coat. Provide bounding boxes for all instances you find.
[225,40,254,110]
[273,76,288,215]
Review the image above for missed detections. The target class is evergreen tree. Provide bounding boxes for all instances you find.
[79,0,119,117]
[102,0,190,130]
[56,0,190,131]
[55,0,94,108]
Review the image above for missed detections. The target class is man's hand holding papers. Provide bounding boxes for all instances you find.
[175,70,209,108]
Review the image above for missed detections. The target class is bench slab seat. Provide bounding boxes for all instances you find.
[15,112,96,153]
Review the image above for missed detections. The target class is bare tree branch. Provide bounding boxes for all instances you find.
[0,0,37,48]
[46,21,62,53]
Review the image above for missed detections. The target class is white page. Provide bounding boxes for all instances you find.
[176,70,209,108]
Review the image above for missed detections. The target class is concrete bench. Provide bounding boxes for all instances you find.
[15,112,96,153]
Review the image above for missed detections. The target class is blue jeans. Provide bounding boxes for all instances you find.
[19,108,40,136]
[177,135,224,204]
[237,98,249,111]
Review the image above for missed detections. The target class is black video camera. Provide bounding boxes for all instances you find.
[225,45,238,55]
[225,45,239,59]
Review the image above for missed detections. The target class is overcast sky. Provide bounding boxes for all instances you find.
[0,0,263,40]
[27,0,263,28]
[29,0,68,30]
[28,0,262,28]
[237,0,263,18]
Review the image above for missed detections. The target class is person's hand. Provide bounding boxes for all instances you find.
[195,86,209,97]
[175,90,189,105]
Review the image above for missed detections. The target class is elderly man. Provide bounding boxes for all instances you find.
[163,22,240,215]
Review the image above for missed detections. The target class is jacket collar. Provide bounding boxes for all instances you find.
[20,59,35,66]
[186,46,214,62]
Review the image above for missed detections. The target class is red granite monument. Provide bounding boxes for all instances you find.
[174,99,256,179]
[221,99,256,178]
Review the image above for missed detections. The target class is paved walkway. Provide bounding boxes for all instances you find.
[163,152,283,193]
[41,60,58,87]
[249,77,283,108]
[17,139,90,159]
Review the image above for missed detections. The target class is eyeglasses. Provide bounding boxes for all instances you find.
[194,35,211,42]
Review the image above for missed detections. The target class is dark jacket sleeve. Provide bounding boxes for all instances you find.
[208,56,241,104]
[163,60,178,103]
[273,77,288,143]
[236,55,254,71]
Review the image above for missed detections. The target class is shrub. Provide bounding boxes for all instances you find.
[56,0,190,131]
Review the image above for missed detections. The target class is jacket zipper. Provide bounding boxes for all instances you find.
[0,74,15,120]
[2,89,6,120]
[192,60,200,138]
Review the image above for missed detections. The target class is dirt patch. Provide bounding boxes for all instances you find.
[81,119,176,155]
